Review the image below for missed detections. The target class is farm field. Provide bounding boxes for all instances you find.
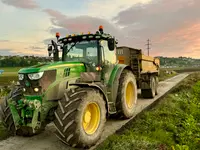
[0,67,22,86]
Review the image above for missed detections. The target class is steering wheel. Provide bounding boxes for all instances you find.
[85,57,96,66]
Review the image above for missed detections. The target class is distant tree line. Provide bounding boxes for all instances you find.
[156,56,200,67]
[1,55,200,67]
[0,55,51,67]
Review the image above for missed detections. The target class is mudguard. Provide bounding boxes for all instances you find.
[69,82,112,114]
[107,64,132,106]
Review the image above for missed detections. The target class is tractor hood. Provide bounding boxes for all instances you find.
[18,61,85,74]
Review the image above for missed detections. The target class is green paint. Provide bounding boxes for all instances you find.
[32,108,40,132]
[18,61,84,74]
[25,80,30,87]
[8,98,22,129]
[24,95,42,102]
[108,64,127,86]
[7,32,122,133]
[106,64,129,110]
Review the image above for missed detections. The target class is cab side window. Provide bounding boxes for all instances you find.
[101,40,116,64]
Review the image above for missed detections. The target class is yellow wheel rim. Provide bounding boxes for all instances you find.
[126,82,135,109]
[82,102,100,135]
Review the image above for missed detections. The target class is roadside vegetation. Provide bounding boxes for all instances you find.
[97,72,200,150]
[159,69,177,81]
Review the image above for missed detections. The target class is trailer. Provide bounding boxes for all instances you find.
[116,46,160,98]
[0,26,160,148]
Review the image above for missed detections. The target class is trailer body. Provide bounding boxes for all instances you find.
[116,46,160,96]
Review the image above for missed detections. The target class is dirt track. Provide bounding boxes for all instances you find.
[0,73,189,150]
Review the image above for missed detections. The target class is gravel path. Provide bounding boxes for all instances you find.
[0,73,189,150]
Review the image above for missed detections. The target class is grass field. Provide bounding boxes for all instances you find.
[97,73,200,150]
[0,67,22,86]
[159,69,177,81]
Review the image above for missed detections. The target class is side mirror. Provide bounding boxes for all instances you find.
[47,45,53,56]
[48,45,53,51]
[108,38,115,51]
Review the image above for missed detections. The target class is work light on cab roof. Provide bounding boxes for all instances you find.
[56,32,60,38]
[55,25,104,39]
[99,25,103,34]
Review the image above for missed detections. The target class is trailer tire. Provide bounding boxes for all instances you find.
[141,76,156,98]
[155,76,159,95]
[115,70,137,119]
[0,86,45,137]
[54,87,106,148]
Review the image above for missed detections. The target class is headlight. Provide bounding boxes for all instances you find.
[28,72,44,80]
[18,74,24,80]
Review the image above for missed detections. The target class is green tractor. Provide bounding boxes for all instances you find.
[0,26,138,148]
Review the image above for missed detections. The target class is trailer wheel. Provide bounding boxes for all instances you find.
[141,76,156,98]
[115,70,137,119]
[54,87,106,148]
[155,76,159,95]
[0,86,44,136]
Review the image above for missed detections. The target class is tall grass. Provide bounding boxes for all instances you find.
[97,73,200,150]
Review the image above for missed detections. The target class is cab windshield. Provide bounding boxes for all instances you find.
[63,40,98,65]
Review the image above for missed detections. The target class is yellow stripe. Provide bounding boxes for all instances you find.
[48,64,84,69]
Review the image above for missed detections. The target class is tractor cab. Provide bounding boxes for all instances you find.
[47,26,118,82]
[47,26,117,60]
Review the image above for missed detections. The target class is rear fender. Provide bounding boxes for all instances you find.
[69,83,113,115]
[107,64,133,106]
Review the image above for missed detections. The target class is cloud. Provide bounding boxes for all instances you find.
[25,46,46,51]
[114,0,200,37]
[43,4,200,57]
[2,0,200,58]
[0,39,47,56]
[0,40,9,42]
[43,38,57,45]
[108,0,200,57]
[0,49,16,56]
[1,0,39,9]
[43,8,131,47]
[43,9,66,20]
[87,0,151,19]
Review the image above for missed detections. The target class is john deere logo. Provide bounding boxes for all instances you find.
[0,70,4,75]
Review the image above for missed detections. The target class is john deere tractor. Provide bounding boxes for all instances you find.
[0,26,159,148]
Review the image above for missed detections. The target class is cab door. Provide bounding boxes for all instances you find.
[100,40,117,85]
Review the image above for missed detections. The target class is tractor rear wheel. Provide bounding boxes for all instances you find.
[141,76,157,98]
[116,70,137,119]
[54,87,106,148]
[0,86,44,136]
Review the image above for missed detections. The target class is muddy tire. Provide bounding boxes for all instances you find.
[0,86,44,136]
[155,76,159,95]
[115,70,138,119]
[141,76,156,98]
[54,87,106,148]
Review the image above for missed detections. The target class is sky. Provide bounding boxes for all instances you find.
[0,0,200,58]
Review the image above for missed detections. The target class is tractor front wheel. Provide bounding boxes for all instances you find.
[116,70,138,119]
[54,87,106,148]
[0,86,45,136]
